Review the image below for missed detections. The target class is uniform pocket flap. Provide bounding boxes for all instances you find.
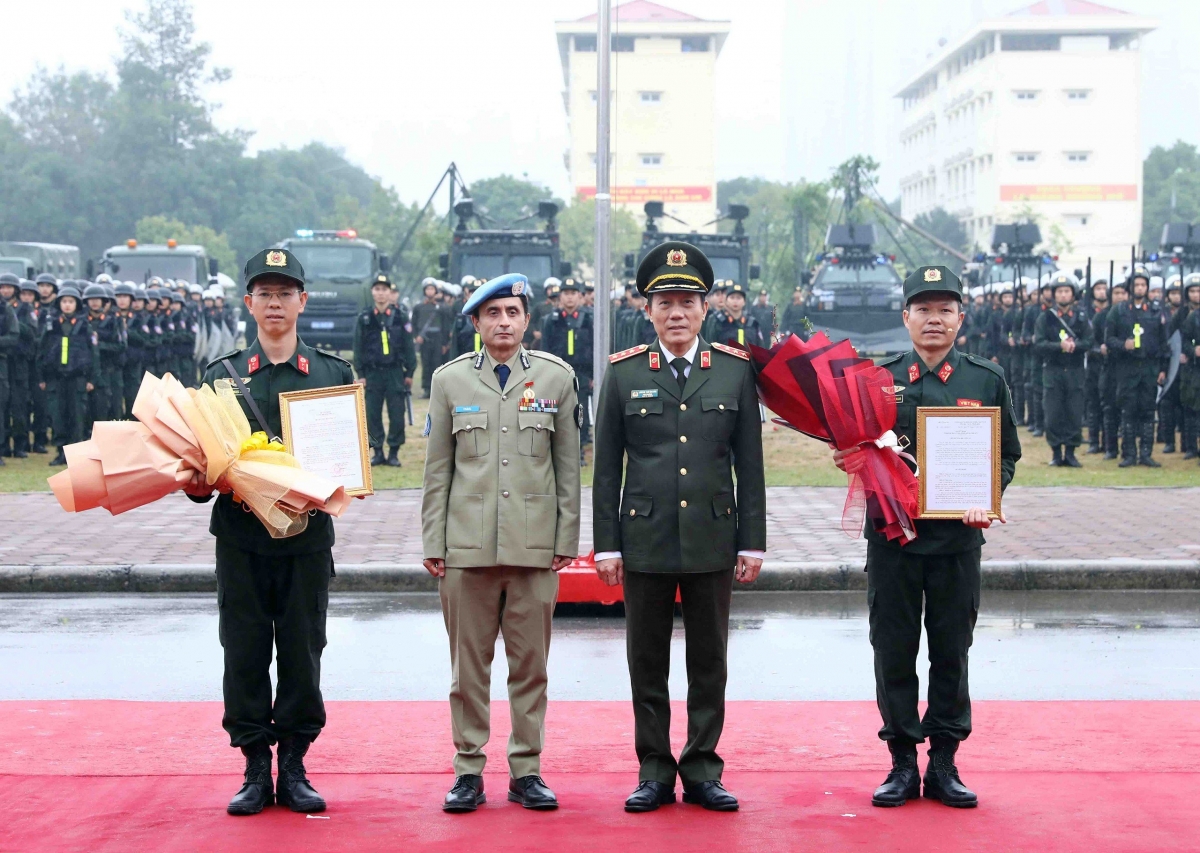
[452,411,488,433]
[711,493,735,519]
[621,494,654,518]
[701,396,738,413]
[625,399,664,417]
[518,411,557,432]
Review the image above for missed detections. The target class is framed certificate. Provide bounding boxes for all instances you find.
[279,384,373,497]
[916,407,1001,519]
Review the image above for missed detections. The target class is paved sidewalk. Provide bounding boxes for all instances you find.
[2,486,1197,566]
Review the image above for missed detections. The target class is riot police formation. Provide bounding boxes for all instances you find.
[541,277,594,453]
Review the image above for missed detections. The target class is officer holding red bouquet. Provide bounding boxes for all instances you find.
[833,265,1021,810]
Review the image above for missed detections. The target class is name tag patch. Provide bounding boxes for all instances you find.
[631,389,659,399]
[454,405,481,413]
[957,398,982,407]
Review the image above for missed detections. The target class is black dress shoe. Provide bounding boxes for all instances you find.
[1086,444,1102,455]
[227,741,274,815]
[32,444,48,454]
[49,451,66,466]
[508,775,558,810]
[444,774,486,812]
[624,780,675,813]
[1183,450,1199,460]
[13,450,27,459]
[370,449,386,467]
[683,780,739,811]
[872,743,921,807]
[1138,456,1161,468]
[1062,447,1083,468]
[276,736,325,813]
[1103,450,1118,460]
[1163,444,1176,454]
[923,738,977,808]
[386,449,402,468]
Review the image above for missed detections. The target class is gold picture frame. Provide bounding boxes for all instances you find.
[916,406,1001,520]
[279,383,373,497]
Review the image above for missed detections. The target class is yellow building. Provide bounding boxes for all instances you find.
[555,1,730,232]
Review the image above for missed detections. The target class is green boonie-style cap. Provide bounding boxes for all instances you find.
[903,265,963,305]
[244,248,306,291]
[636,240,713,298]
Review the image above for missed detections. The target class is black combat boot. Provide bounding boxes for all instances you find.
[1138,422,1161,468]
[1048,445,1062,467]
[370,447,386,467]
[1118,421,1138,468]
[872,742,920,807]
[386,447,401,467]
[923,737,977,808]
[49,448,66,466]
[13,448,27,459]
[227,741,274,815]
[1183,417,1198,460]
[276,735,326,813]
[1063,445,1082,468]
[1086,426,1102,454]
[32,442,48,454]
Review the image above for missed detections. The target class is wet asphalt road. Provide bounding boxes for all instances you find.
[2,591,1198,702]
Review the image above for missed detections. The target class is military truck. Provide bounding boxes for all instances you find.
[962,223,1057,291]
[804,223,907,354]
[632,202,760,287]
[1159,222,1200,281]
[255,229,391,351]
[441,200,570,300]
[0,241,80,279]
[101,239,216,286]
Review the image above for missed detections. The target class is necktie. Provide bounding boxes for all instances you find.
[671,357,688,394]
[495,363,511,390]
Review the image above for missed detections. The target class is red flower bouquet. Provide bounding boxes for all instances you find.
[748,332,920,543]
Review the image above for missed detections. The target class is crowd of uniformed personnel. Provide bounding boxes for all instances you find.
[0,271,235,466]
[958,267,1200,469]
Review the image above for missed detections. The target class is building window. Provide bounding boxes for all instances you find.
[1066,151,1090,163]
[589,91,597,103]
[1066,89,1090,101]
[612,35,635,52]
[1014,152,1038,163]
[1065,214,1090,227]
[639,91,662,104]
[1001,33,1060,51]
[575,35,596,52]
[639,154,663,168]
[681,36,710,52]
[1014,90,1038,101]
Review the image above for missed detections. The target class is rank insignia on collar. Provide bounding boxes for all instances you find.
[907,363,920,384]
[265,250,287,267]
[297,354,310,375]
[247,353,261,373]
[648,351,661,371]
[699,350,711,369]
[519,351,531,370]
[937,362,954,383]
[474,351,486,369]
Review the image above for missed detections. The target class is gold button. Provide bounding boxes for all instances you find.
[718,404,725,411]
[629,508,636,517]
[680,403,687,411]
[640,407,647,414]
[680,500,688,508]
[680,435,687,443]
[502,459,509,466]
[680,467,687,475]
[501,426,508,433]
[502,491,510,498]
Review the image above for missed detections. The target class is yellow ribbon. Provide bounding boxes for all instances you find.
[240,431,288,455]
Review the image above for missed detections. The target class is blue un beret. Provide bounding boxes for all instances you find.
[461,273,529,316]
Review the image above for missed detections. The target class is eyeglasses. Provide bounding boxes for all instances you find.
[250,289,300,302]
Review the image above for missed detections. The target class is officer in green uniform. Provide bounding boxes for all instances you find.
[38,284,97,465]
[353,273,415,467]
[780,286,809,339]
[1033,271,1093,467]
[833,265,1021,810]
[185,248,353,817]
[593,242,767,814]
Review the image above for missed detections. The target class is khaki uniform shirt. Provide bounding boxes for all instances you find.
[422,345,581,568]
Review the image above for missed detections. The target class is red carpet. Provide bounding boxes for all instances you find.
[2,701,1198,851]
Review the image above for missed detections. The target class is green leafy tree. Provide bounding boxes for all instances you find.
[134,214,236,275]
[8,67,113,156]
[1142,141,1200,247]
[557,196,641,280]
[465,174,559,228]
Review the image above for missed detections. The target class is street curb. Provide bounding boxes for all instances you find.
[2,560,1199,593]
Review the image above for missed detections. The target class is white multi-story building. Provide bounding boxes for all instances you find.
[894,1,1157,269]
[554,0,730,232]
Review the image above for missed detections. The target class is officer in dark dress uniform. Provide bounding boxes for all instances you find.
[1033,272,1093,467]
[10,279,41,456]
[1105,270,1167,467]
[353,273,415,467]
[38,284,97,465]
[834,265,1021,810]
[710,284,766,349]
[1023,281,1053,437]
[541,278,594,449]
[1083,280,1110,453]
[0,276,19,463]
[186,248,354,817]
[114,282,145,419]
[593,242,767,814]
[1178,274,1200,460]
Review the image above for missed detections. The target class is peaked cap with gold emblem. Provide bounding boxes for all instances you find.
[902,264,962,305]
[244,247,306,291]
[635,240,714,298]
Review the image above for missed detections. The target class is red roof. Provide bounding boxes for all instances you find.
[577,1,702,23]
[1007,0,1129,16]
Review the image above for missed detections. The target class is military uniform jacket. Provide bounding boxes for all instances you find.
[542,307,594,379]
[0,302,18,374]
[89,311,126,369]
[592,338,767,573]
[451,312,481,357]
[353,305,416,377]
[1105,300,1167,368]
[412,301,450,344]
[194,338,354,556]
[711,313,766,350]
[422,346,581,569]
[13,301,38,379]
[748,302,775,336]
[1033,306,1093,369]
[868,347,1022,555]
[781,302,809,338]
[37,313,97,383]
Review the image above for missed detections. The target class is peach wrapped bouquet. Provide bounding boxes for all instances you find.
[48,372,350,538]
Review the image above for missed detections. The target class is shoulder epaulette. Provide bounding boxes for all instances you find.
[711,341,750,361]
[529,350,571,369]
[433,351,476,375]
[315,348,352,367]
[609,344,649,363]
[964,352,1006,378]
[206,349,242,370]
[878,352,905,366]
